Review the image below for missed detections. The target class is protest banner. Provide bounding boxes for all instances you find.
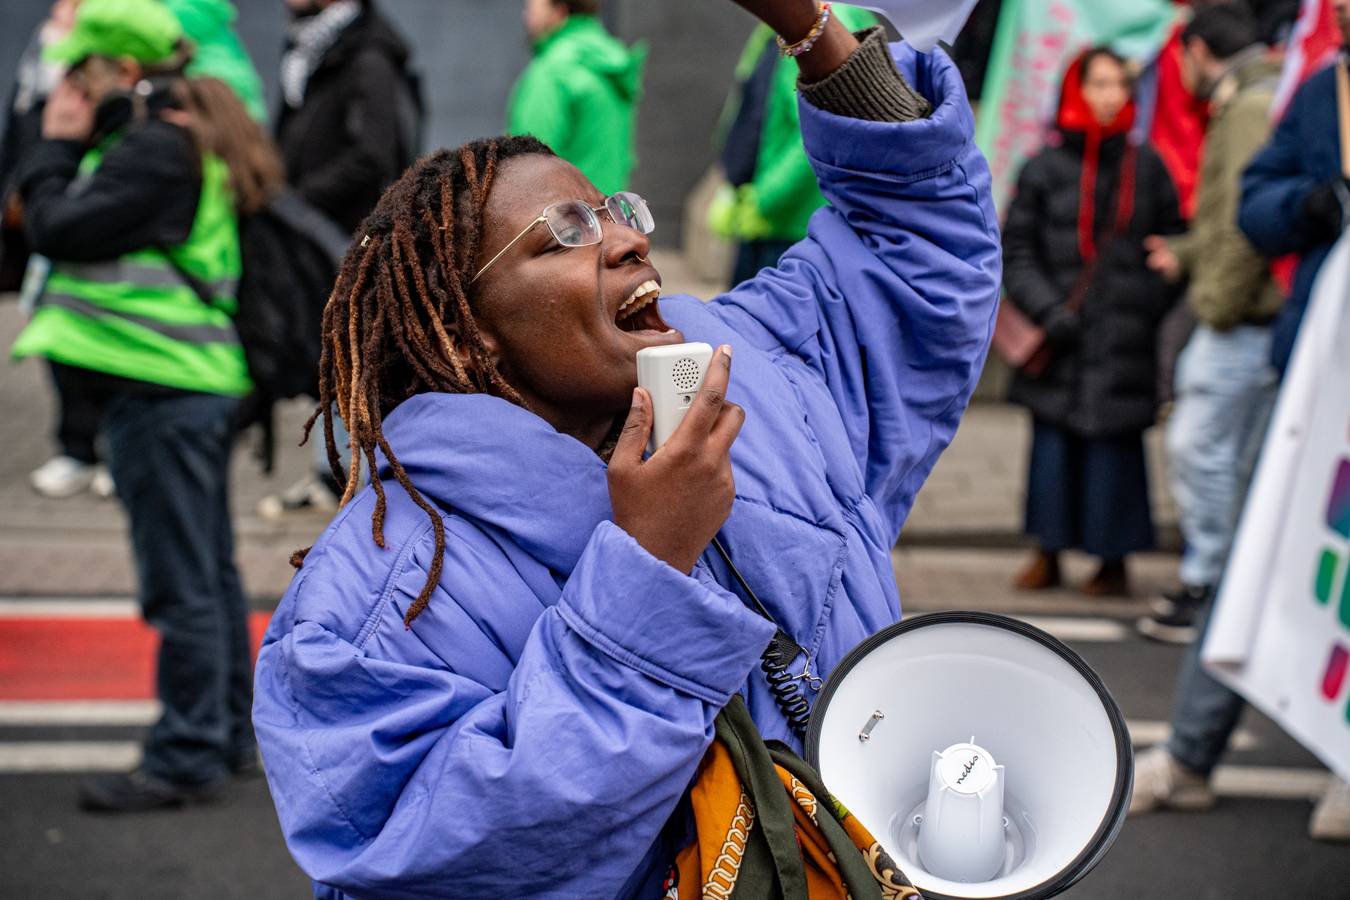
[857,0,981,51]
[974,0,1178,213]
[1203,233,1350,784]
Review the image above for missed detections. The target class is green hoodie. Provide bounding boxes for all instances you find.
[711,5,877,241]
[164,0,267,122]
[508,14,645,195]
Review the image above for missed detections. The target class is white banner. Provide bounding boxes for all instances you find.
[857,0,981,52]
[1203,233,1350,784]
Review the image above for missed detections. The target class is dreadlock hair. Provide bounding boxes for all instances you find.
[295,135,555,626]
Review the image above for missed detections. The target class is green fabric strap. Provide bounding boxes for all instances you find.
[713,696,885,900]
[767,743,888,898]
[715,696,811,899]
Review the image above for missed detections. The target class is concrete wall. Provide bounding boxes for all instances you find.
[1,0,759,245]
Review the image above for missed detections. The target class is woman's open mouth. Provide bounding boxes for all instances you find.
[615,279,670,333]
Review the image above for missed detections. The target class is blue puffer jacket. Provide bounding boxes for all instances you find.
[254,43,1000,899]
[1239,63,1341,375]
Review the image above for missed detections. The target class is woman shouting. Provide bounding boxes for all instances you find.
[253,1,1001,895]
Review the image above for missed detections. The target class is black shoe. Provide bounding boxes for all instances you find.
[1148,583,1213,619]
[1136,586,1211,645]
[1136,610,1201,645]
[1081,560,1130,597]
[78,768,228,813]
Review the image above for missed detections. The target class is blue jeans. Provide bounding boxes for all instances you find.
[1164,326,1278,774]
[104,391,253,784]
[1167,600,1245,775]
[1165,325,1278,587]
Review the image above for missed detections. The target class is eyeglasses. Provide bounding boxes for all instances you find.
[470,191,655,284]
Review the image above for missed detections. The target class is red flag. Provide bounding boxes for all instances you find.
[1274,0,1341,120]
[1271,0,1340,291]
[1149,22,1211,219]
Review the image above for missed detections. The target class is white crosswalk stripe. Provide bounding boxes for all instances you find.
[0,700,160,726]
[1211,766,1332,801]
[0,597,138,618]
[1017,615,1131,642]
[0,742,140,773]
[1127,719,1259,751]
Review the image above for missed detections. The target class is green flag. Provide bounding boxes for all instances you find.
[975,0,1180,214]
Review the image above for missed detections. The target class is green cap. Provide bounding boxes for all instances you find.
[45,0,184,66]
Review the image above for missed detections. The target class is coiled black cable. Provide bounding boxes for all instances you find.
[710,536,815,740]
[762,650,814,737]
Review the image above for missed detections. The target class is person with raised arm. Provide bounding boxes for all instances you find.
[253,1,1001,894]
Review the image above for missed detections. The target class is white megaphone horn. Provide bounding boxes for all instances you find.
[806,612,1133,900]
[854,0,982,53]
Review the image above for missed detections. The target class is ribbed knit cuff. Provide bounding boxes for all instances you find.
[799,26,932,123]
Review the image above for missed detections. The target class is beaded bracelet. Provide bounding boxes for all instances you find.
[776,2,832,58]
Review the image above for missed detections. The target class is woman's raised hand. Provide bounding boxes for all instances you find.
[609,345,746,574]
[727,0,859,81]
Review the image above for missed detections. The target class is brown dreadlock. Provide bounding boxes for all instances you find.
[294,136,555,626]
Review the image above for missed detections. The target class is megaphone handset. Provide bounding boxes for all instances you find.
[636,344,822,740]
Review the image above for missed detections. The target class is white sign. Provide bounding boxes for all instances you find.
[1203,233,1350,784]
[857,0,981,52]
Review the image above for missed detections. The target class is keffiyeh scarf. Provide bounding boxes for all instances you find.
[280,0,361,108]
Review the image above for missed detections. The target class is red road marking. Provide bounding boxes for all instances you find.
[0,612,270,701]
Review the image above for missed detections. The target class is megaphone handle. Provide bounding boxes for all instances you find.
[709,536,815,739]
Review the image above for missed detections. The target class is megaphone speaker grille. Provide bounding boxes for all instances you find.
[672,357,701,391]
[806,612,1131,900]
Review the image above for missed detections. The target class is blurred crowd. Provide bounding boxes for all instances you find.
[0,0,1345,837]
[993,0,1350,841]
[991,0,1350,841]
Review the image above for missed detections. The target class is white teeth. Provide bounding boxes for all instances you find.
[617,280,661,320]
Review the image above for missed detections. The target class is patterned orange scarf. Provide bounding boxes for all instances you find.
[662,697,922,900]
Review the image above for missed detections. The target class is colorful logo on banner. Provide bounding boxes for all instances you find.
[1315,451,1350,724]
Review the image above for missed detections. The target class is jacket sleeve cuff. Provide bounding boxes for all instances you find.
[1166,234,1196,276]
[798,39,974,182]
[556,521,777,706]
[800,26,932,122]
[15,139,84,195]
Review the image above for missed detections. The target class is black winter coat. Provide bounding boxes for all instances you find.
[1003,134,1184,437]
[275,8,415,234]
